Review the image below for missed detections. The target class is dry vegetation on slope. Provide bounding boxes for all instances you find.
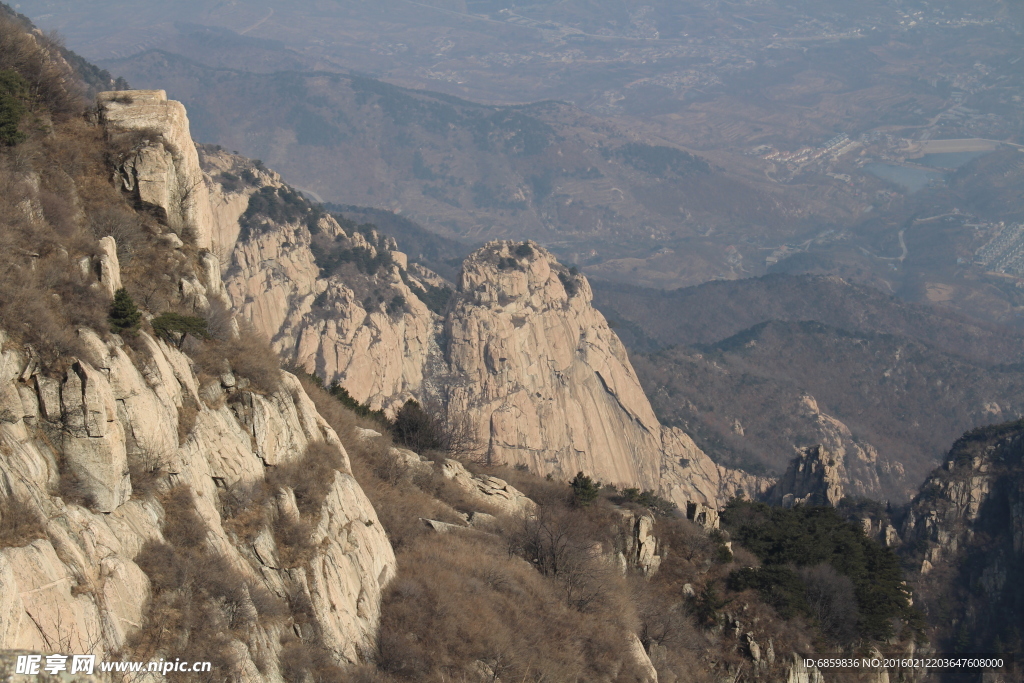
[300,377,921,683]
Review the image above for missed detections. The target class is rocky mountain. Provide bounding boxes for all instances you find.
[93,87,763,509]
[0,14,992,681]
[901,420,1024,666]
[438,241,768,505]
[593,275,1024,501]
[0,79,399,675]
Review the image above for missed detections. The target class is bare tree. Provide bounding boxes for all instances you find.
[800,563,859,644]
[505,506,614,611]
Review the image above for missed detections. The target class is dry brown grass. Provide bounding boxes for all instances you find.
[219,481,270,544]
[219,440,349,568]
[300,376,471,551]
[191,320,282,394]
[376,533,646,682]
[0,13,85,116]
[129,486,289,681]
[0,495,46,548]
[55,459,95,509]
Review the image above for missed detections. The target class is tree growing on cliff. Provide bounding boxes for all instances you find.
[109,288,141,333]
[393,399,443,453]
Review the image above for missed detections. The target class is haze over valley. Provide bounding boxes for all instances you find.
[20,0,1024,326]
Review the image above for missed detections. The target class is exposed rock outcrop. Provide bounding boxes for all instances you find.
[619,511,662,576]
[98,91,214,251]
[195,148,440,413]
[767,445,845,508]
[104,92,765,518]
[0,319,395,673]
[439,458,536,516]
[902,421,1024,656]
[785,654,825,683]
[685,501,720,530]
[441,241,768,508]
[795,394,904,499]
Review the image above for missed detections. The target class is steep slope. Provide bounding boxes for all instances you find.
[0,83,397,676]
[103,91,770,508]
[186,145,446,414]
[902,420,1024,672]
[633,321,1024,500]
[439,241,768,506]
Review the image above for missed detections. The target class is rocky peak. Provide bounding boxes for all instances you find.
[901,420,1024,656]
[100,91,764,512]
[767,445,845,508]
[443,240,768,508]
[457,240,587,310]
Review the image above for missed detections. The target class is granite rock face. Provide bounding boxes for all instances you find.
[900,422,1024,656]
[101,91,767,512]
[767,445,845,508]
[439,458,536,516]
[194,149,440,415]
[0,323,395,674]
[441,241,768,508]
[98,90,214,251]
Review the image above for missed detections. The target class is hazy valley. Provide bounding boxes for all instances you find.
[19,0,1024,328]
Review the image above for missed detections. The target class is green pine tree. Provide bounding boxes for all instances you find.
[570,471,600,507]
[0,70,28,147]
[109,288,141,334]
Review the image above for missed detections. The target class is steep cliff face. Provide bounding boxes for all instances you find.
[441,241,768,507]
[102,90,763,510]
[0,324,395,672]
[767,445,845,508]
[0,86,398,678]
[98,90,214,252]
[195,149,441,414]
[902,420,1024,658]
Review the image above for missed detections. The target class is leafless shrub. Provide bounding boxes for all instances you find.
[177,393,199,445]
[130,486,288,681]
[800,563,859,644]
[160,486,208,549]
[376,533,638,682]
[219,481,271,544]
[273,515,317,569]
[278,639,348,683]
[0,495,47,548]
[38,188,79,236]
[88,205,146,265]
[0,14,85,116]
[127,448,166,499]
[266,441,346,517]
[192,320,282,393]
[203,299,236,340]
[503,505,622,613]
[55,461,94,509]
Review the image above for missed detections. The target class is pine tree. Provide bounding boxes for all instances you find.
[570,471,600,507]
[0,70,28,147]
[109,288,141,333]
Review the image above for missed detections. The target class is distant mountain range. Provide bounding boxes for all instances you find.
[593,274,1024,500]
